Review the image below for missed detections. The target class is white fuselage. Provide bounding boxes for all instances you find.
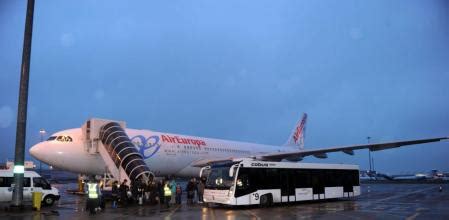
[30,128,292,177]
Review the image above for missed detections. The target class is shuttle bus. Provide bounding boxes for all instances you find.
[202,159,360,206]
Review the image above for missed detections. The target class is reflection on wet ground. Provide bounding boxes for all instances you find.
[1,183,448,219]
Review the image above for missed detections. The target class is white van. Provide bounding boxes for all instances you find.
[0,170,60,206]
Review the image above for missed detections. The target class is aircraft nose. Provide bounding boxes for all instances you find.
[29,142,45,161]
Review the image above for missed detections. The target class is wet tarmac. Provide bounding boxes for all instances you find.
[1,183,448,219]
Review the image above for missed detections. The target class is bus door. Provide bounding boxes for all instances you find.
[280,170,295,202]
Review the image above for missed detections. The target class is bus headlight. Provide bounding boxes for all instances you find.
[229,186,234,196]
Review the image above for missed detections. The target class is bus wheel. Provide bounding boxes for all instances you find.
[259,194,272,207]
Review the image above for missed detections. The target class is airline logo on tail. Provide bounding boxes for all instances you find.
[285,113,307,149]
[293,114,307,144]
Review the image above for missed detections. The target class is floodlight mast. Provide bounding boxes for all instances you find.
[11,0,35,208]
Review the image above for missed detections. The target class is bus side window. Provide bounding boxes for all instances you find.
[266,168,279,188]
[295,170,309,188]
[352,170,360,185]
[249,168,263,189]
[326,169,337,187]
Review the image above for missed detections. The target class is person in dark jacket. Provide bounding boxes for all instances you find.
[175,183,182,204]
[158,180,165,205]
[111,181,119,208]
[144,180,151,204]
[131,180,139,204]
[186,178,195,204]
[197,178,205,203]
[119,179,129,207]
[193,178,198,203]
[137,178,145,205]
[150,180,159,205]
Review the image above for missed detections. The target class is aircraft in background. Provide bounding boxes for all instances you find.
[367,169,448,181]
[29,113,448,177]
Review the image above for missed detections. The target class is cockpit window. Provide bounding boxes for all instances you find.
[55,136,73,142]
[47,136,57,141]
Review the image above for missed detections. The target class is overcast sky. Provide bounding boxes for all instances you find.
[1,0,448,174]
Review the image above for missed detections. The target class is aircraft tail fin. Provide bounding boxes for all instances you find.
[284,113,307,149]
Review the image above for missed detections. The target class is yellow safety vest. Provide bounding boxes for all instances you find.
[88,183,98,199]
[164,185,172,196]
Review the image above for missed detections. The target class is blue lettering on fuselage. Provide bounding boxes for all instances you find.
[130,135,161,159]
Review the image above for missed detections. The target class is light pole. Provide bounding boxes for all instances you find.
[367,136,371,172]
[39,129,46,174]
[11,0,35,208]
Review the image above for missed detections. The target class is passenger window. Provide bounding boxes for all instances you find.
[266,169,279,188]
[0,177,30,187]
[33,177,51,190]
[23,178,31,187]
[0,177,14,187]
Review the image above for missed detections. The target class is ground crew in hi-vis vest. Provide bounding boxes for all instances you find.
[86,177,100,215]
[164,180,172,208]
[88,183,98,199]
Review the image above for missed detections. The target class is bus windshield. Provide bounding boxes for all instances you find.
[205,165,236,190]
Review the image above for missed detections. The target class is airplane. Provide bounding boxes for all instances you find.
[29,113,448,177]
[390,173,429,180]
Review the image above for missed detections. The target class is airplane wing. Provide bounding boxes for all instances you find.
[191,137,448,167]
[260,137,448,161]
[190,158,237,167]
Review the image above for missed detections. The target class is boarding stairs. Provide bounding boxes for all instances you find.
[82,118,153,184]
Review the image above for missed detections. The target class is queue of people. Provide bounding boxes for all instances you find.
[186,177,206,204]
[86,175,207,215]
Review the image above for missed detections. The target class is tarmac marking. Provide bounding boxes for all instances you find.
[209,206,217,220]
[405,212,420,220]
[360,209,408,219]
[164,204,181,219]
[374,186,437,203]
[243,210,261,219]
[333,212,361,220]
